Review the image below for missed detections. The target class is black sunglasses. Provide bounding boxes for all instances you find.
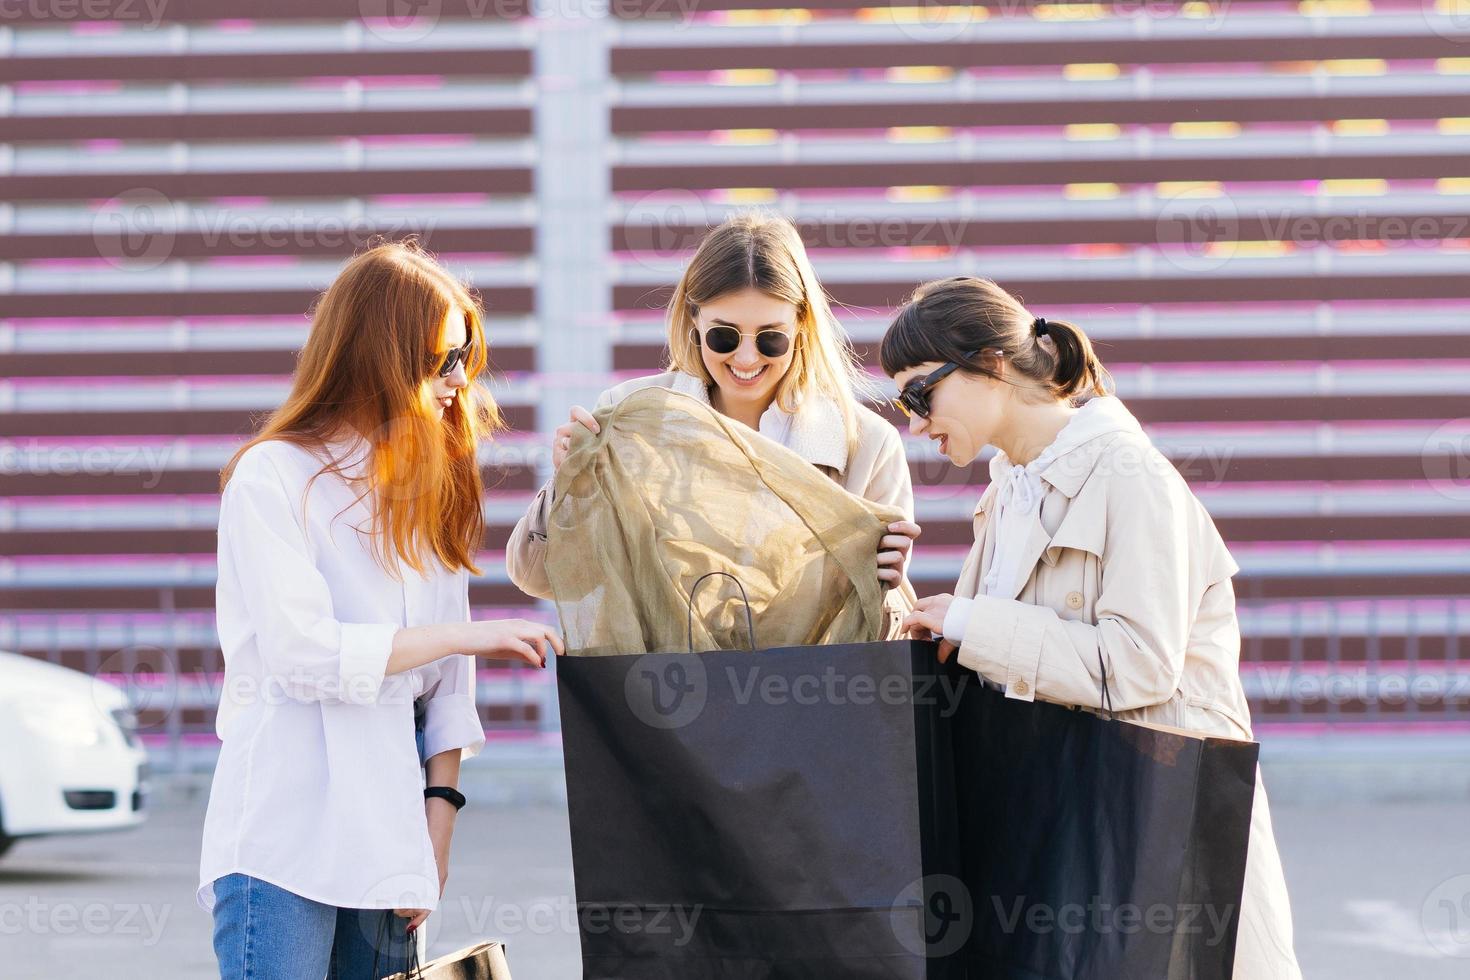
[893,350,983,419]
[694,325,792,359]
[433,337,475,378]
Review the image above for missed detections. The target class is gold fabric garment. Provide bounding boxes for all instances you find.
[546,388,903,656]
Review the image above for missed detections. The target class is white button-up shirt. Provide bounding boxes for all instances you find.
[197,436,485,914]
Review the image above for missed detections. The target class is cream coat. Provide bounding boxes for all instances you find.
[949,396,1301,980]
[505,371,917,635]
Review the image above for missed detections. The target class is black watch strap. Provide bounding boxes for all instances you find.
[424,786,467,810]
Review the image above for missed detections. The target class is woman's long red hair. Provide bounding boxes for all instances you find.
[221,240,503,578]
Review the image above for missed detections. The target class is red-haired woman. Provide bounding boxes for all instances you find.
[199,242,563,979]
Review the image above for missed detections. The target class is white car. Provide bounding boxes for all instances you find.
[0,650,149,858]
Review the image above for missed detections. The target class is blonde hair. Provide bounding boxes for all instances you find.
[222,240,503,577]
[664,211,877,460]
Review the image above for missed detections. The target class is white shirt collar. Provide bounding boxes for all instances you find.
[668,371,850,473]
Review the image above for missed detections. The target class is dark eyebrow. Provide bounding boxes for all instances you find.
[709,319,788,330]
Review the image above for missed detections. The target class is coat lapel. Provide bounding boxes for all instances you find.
[1001,510,1056,601]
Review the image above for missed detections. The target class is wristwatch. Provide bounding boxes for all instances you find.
[424,786,467,811]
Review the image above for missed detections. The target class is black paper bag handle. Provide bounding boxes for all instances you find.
[1097,647,1116,722]
[370,909,422,979]
[686,571,758,653]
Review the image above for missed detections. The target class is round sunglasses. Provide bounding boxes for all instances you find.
[694,325,793,359]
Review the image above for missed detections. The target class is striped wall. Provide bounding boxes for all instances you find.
[2,0,1469,752]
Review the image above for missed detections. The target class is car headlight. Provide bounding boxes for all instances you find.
[16,701,114,748]
[110,707,142,748]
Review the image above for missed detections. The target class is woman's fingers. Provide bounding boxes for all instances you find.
[876,549,905,567]
[543,626,566,657]
[912,593,952,612]
[878,567,901,585]
[526,632,547,661]
[569,405,600,434]
[506,637,542,668]
[937,639,958,664]
[887,520,922,539]
[878,534,914,553]
[901,608,943,636]
[395,908,429,933]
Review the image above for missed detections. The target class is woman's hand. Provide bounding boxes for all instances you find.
[551,406,600,471]
[460,619,565,667]
[878,520,921,588]
[395,794,459,932]
[396,904,430,935]
[902,593,958,663]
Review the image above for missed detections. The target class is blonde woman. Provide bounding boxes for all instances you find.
[884,276,1300,979]
[507,212,920,632]
[200,243,563,980]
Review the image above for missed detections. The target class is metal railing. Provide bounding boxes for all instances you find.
[3,592,1467,770]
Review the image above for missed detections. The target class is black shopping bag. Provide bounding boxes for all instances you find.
[948,676,1259,980]
[558,637,970,980]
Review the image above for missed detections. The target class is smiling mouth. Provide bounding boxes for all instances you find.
[728,364,767,384]
[439,395,455,409]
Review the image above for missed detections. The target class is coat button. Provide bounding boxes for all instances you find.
[1013,679,1030,695]
[1066,591,1084,610]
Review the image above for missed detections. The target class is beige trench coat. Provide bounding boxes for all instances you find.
[950,413,1302,980]
[506,371,917,635]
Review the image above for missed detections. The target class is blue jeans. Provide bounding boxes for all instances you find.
[211,873,414,980]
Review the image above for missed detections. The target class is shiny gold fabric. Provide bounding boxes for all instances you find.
[546,388,903,656]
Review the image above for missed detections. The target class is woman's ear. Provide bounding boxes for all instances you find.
[975,349,1005,377]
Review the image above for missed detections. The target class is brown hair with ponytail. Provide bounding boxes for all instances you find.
[879,276,1112,403]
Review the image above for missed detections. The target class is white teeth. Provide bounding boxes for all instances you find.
[730,365,765,381]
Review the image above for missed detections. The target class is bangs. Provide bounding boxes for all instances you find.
[880,300,947,377]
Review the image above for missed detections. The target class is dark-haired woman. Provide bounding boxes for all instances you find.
[885,276,1300,979]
